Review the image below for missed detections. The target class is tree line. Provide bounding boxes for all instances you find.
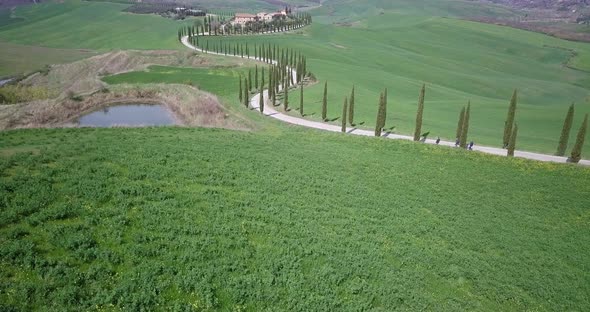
[177,12,311,39]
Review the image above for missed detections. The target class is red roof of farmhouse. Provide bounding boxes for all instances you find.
[235,13,256,18]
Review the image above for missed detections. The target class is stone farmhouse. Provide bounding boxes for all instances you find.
[233,10,288,25]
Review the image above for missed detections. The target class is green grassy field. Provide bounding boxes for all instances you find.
[0,0,193,50]
[1,126,589,311]
[0,41,96,77]
[102,65,254,99]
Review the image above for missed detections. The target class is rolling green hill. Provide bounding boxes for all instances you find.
[197,11,590,154]
[1,126,589,311]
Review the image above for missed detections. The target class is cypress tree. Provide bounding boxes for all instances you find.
[248,70,252,91]
[455,106,465,140]
[255,65,259,89]
[459,101,471,148]
[243,77,249,108]
[299,83,304,116]
[570,113,588,163]
[503,89,518,148]
[261,67,265,88]
[348,85,355,126]
[414,84,426,141]
[283,78,289,111]
[380,88,388,131]
[321,81,328,121]
[556,103,575,156]
[507,123,518,157]
[259,85,264,114]
[342,97,348,133]
[239,77,243,102]
[375,92,384,137]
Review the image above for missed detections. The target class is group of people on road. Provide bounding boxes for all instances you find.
[454,138,474,150]
[419,134,475,150]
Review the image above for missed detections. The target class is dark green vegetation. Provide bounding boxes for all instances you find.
[1,127,590,310]
[102,65,254,98]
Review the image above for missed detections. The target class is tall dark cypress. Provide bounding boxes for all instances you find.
[414,84,426,141]
[556,103,575,156]
[283,76,289,111]
[380,88,387,131]
[299,83,304,116]
[459,101,471,148]
[570,113,588,163]
[239,76,243,102]
[248,70,252,91]
[255,65,259,89]
[507,123,518,157]
[321,81,328,121]
[503,89,518,148]
[375,92,384,137]
[348,85,355,126]
[341,97,348,133]
[243,77,249,108]
[455,106,466,141]
[259,85,264,114]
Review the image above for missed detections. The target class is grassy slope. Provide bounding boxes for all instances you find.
[1,126,589,311]
[0,0,194,50]
[0,41,96,77]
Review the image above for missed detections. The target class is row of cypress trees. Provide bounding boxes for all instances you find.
[341,85,587,162]
[181,32,587,162]
[177,13,311,40]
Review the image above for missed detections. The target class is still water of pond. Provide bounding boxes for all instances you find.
[78,104,175,127]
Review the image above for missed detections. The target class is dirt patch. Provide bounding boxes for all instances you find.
[0,84,241,130]
[0,50,257,130]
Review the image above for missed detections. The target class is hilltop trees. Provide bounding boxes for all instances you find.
[414,84,425,141]
[503,90,518,148]
[342,97,348,133]
[322,82,328,121]
[556,103,575,156]
[459,102,471,148]
[507,123,518,157]
[569,114,588,163]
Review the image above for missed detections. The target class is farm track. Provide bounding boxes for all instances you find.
[181,32,590,166]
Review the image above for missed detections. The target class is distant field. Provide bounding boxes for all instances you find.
[0,0,194,50]
[0,41,96,77]
[103,65,254,98]
[1,126,589,310]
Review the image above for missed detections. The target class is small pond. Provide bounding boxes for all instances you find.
[77,104,175,127]
[0,78,14,87]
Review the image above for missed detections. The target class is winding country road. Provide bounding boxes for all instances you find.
[181,35,589,166]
